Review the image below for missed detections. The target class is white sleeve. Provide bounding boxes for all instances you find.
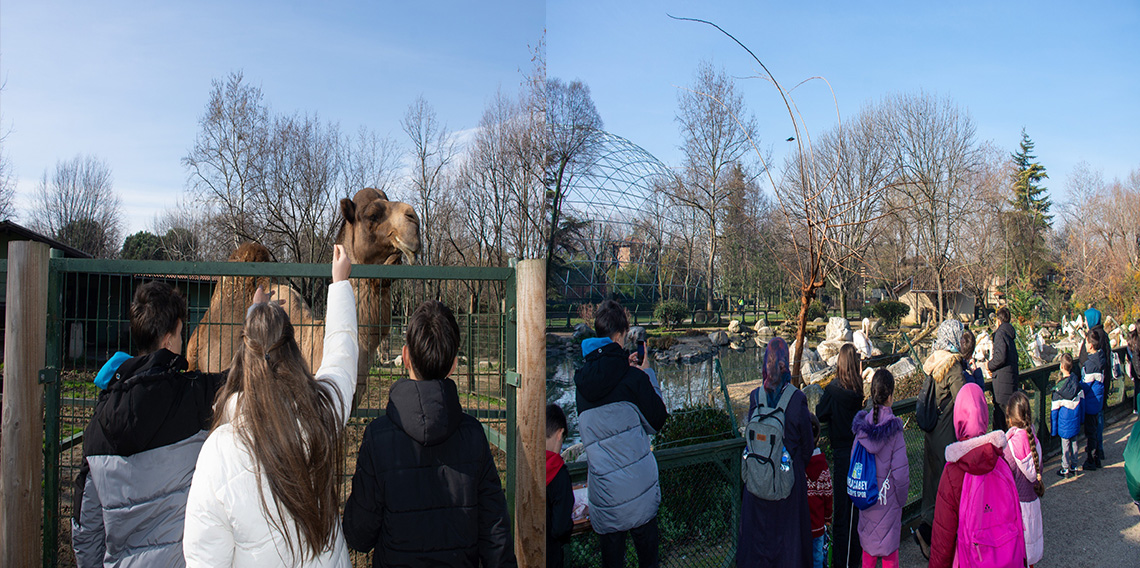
[183,441,235,568]
[315,280,358,426]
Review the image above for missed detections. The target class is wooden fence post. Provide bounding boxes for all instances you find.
[1,241,49,566]
[515,259,546,567]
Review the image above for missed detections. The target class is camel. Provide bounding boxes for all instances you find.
[185,188,421,401]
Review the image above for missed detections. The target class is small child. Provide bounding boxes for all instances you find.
[1003,391,1045,567]
[342,300,515,566]
[1081,329,1107,471]
[1050,353,1084,477]
[805,414,833,568]
[852,369,909,568]
[546,404,574,568]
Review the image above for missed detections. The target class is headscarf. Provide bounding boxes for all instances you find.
[932,319,965,353]
[953,382,989,441]
[1085,307,1103,329]
[763,337,792,407]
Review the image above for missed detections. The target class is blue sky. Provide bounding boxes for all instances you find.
[2,1,544,232]
[549,0,1139,198]
[3,1,1137,235]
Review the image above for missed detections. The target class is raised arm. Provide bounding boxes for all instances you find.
[315,245,358,426]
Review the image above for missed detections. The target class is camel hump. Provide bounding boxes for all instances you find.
[229,242,272,262]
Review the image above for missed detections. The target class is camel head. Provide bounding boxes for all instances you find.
[337,187,421,265]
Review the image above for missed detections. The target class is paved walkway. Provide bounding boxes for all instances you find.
[897,413,1140,567]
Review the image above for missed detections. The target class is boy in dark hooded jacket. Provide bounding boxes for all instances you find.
[545,404,574,568]
[575,300,668,568]
[1051,353,1084,477]
[342,300,515,567]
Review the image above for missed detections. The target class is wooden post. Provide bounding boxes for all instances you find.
[1,241,49,566]
[514,259,546,567]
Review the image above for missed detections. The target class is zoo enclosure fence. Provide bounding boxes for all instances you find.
[28,256,518,568]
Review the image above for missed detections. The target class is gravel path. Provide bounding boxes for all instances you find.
[897,413,1140,567]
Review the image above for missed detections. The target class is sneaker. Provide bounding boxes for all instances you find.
[1057,467,1070,477]
[1082,460,1098,471]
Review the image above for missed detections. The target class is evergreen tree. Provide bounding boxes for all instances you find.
[1006,129,1052,281]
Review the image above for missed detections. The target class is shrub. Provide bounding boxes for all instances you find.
[780,298,826,323]
[654,299,689,329]
[654,405,736,449]
[872,300,911,327]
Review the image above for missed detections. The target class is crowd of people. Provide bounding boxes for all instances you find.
[69,269,1140,568]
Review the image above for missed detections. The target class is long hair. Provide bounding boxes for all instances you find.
[835,343,863,395]
[213,302,345,562]
[1004,391,1044,498]
[870,369,895,425]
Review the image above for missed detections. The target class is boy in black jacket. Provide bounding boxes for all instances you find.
[546,404,574,568]
[343,300,516,567]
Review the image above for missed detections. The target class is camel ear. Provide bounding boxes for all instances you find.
[371,187,389,202]
[340,197,356,223]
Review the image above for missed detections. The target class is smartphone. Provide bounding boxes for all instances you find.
[636,341,646,365]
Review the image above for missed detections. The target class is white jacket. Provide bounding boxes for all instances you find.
[183,281,358,568]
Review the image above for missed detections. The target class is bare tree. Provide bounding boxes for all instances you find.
[31,154,122,257]
[0,130,14,220]
[545,78,604,275]
[885,91,981,321]
[956,142,1011,313]
[341,126,401,199]
[183,71,270,249]
[153,201,208,261]
[670,60,759,311]
[402,96,457,266]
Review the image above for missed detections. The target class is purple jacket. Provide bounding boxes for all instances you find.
[852,407,910,557]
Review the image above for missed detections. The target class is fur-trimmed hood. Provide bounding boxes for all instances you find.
[945,430,1007,474]
[923,349,963,383]
[852,407,903,454]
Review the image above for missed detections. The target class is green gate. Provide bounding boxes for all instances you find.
[39,257,517,568]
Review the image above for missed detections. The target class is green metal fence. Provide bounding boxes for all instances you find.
[40,257,517,568]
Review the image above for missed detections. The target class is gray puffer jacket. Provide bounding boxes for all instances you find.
[574,338,668,534]
[72,349,225,567]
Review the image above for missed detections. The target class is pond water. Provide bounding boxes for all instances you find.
[548,345,766,446]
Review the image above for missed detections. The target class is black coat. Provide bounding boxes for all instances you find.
[988,322,1019,405]
[546,462,573,568]
[1080,323,1112,378]
[74,349,225,519]
[574,341,668,431]
[342,377,516,567]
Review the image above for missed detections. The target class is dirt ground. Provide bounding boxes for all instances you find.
[897,413,1140,567]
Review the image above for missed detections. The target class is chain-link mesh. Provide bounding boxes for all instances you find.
[45,260,512,568]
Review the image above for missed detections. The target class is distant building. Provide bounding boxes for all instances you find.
[894,275,975,326]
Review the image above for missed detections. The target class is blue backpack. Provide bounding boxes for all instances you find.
[847,441,879,510]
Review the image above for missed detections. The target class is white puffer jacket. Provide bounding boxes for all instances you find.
[183,281,358,568]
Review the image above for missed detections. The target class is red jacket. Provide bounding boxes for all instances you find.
[806,448,833,538]
[928,430,1009,568]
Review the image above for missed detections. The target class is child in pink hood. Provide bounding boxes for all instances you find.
[852,370,909,568]
[929,382,1026,568]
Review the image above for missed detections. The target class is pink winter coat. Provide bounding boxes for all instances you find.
[1004,426,1044,565]
[852,406,910,557]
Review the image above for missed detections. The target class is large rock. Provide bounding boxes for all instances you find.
[826,317,853,342]
[887,357,918,381]
[755,326,774,336]
[801,359,829,377]
[626,326,648,345]
[789,343,821,363]
[816,339,845,363]
[708,331,731,346]
[573,323,596,341]
[752,318,769,333]
[728,319,742,334]
[802,383,825,410]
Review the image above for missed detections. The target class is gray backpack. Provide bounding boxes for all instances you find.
[742,385,796,500]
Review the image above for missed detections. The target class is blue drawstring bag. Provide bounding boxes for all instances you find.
[847,441,879,510]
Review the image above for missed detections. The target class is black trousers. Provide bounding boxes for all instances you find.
[992,402,1008,432]
[599,516,659,568]
[831,448,861,568]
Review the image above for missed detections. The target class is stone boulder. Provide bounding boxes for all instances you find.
[801,359,829,378]
[728,319,742,334]
[755,326,774,336]
[708,331,731,346]
[826,317,853,342]
[573,323,596,341]
[789,343,821,363]
[813,317,826,324]
[816,339,845,364]
[752,318,769,333]
[626,326,648,346]
[886,357,918,381]
[802,383,825,410]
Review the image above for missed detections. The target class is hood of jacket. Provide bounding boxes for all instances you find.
[386,377,464,446]
[923,350,963,383]
[1086,308,1103,329]
[945,430,1007,475]
[577,340,634,403]
[97,349,193,451]
[1055,371,1082,400]
[852,407,903,454]
[94,351,132,390]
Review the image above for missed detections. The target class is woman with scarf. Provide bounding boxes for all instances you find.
[912,319,969,559]
[738,338,813,567]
